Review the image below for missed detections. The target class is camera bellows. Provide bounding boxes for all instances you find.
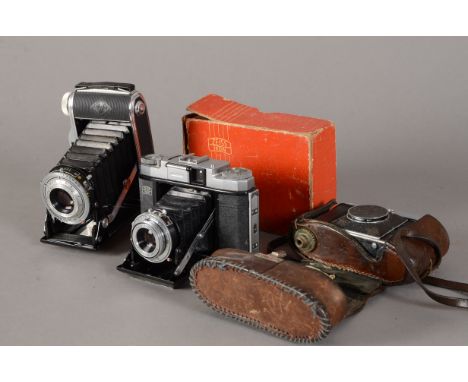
[41,122,137,227]
[131,188,212,263]
[190,249,351,343]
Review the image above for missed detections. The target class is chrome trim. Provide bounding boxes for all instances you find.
[345,217,408,242]
[129,91,147,161]
[67,90,78,145]
[77,88,131,94]
[346,231,386,243]
[86,122,130,133]
[75,140,113,150]
[131,210,174,263]
[82,128,124,139]
[248,189,260,252]
[346,205,389,223]
[61,92,71,116]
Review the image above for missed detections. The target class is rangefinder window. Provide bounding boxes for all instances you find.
[189,168,206,186]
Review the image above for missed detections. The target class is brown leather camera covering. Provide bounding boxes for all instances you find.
[190,249,349,343]
[294,215,450,284]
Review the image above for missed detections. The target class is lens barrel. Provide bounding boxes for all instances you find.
[131,210,178,263]
[41,167,92,225]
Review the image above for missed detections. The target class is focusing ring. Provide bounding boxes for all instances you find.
[131,210,178,263]
[41,166,93,225]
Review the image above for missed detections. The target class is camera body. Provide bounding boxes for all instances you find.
[40,82,154,249]
[117,153,260,288]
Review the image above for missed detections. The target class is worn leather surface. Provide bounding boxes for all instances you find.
[395,215,449,278]
[294,214,450,285]
[190,249,350,342]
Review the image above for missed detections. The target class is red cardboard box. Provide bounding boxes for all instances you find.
[183,94,336,235]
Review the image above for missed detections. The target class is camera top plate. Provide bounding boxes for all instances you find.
[333,205,409,240]
[140,153,255,193]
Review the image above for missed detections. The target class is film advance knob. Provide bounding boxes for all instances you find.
[61,92,71,116]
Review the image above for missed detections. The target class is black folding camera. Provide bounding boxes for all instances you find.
[117,153,260,287]
[40,82,154,249]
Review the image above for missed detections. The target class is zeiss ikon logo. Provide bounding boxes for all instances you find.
[208,137,232,155]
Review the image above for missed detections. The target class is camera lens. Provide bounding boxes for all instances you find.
[131,210,177,263]
[41,167,92,225]
[136,227,160,254]
[49,188,74,214]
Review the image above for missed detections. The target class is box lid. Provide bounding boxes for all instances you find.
[186,94,333,135]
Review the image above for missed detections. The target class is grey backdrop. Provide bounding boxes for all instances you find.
[0,37,467,345]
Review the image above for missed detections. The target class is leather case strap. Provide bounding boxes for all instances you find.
[423,276,468,293]
[394,217,468,309]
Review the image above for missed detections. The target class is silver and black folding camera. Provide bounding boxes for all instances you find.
[117,153,260,287]
[40,82,154,249]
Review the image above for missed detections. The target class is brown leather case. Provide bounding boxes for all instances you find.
[294,214,450,285]
[190,249,362,343]
[291,208,468,309]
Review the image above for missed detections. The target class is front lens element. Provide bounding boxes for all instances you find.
[49,188,74,214]
[136,227,159,254]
